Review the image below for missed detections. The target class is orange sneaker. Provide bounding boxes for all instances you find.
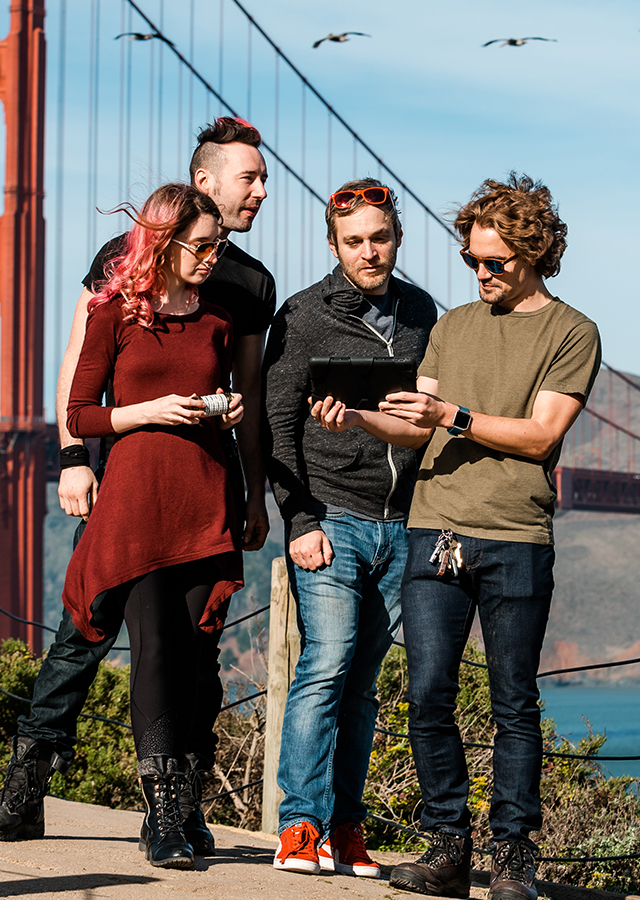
[318,822,380,878]
[273,821,321,874]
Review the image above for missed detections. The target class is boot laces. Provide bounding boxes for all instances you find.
[419,832,465,868]
[179,767,201,817]
[0,756,48,811]
[494,843,535,884]
[153,780,184,835]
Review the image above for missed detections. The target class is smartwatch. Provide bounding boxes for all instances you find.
[447,406,472,437]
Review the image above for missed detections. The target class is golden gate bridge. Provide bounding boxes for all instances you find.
[1,0,639,653]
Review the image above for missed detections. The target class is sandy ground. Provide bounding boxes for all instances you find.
[0,797,637,900]
[0,796,490,899]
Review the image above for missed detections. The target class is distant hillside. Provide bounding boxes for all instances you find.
[542,508,640,683]
[560,367,640,471]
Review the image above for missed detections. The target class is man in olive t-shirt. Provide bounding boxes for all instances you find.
[311,174,601,900]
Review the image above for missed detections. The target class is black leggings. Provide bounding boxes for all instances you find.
[118,557,224,762]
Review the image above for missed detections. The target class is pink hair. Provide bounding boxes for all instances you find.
[89,183,220,327]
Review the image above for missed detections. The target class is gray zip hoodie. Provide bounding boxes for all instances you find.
[263,265,437,541]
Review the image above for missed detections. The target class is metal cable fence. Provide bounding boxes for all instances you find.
[1,597,638,864]
[2,602,638,761]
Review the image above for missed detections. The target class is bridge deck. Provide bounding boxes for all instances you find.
[0,797,636,900]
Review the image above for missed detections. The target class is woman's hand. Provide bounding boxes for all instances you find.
[143,393,206,426]
[111,393,205,433]
[219,390,244,430]
[309,396,361,432]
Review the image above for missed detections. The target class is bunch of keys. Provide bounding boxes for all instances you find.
[429,529,464,577]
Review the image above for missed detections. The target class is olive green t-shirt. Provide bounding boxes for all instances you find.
[408,298,601,544]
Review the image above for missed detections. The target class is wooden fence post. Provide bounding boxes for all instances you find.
[261,556,300,834]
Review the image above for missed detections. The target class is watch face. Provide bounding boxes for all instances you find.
[448,407,472,435]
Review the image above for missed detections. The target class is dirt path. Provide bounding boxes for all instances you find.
[0,796,489,899]
[0,797,636,900]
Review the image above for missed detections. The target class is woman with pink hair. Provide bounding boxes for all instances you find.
[63,183,243,869]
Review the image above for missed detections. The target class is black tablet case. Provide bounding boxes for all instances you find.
[309,357,417,411]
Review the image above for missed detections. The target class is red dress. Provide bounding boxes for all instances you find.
[63,298,243,641]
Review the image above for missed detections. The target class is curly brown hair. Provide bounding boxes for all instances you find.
[454,172,567,278]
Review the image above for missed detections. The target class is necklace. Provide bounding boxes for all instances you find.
[154,286,200,316]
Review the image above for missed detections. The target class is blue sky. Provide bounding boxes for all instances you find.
[253,0,639,368]
[1,0,638,417]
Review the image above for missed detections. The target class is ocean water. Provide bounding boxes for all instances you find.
[539,685,640,780]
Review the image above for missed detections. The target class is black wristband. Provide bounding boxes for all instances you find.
[59,445,91,470]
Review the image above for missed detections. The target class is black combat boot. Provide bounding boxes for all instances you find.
[138,756,194,869]
[180,753,216,856]
[0,736,69,841]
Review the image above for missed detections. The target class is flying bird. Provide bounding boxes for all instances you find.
[483,37,557,48]
[115,32,175,48]
[313,32,371,49]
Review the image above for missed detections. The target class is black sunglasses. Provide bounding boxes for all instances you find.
[460,249,518,276]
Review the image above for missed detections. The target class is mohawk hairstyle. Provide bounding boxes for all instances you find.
[189,117,262,181]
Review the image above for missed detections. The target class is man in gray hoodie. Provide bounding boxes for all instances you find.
[264,179,437,879]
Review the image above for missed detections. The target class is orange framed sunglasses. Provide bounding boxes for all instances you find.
[329,186,394,210]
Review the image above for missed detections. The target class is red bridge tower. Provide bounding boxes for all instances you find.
[0,0,47,653]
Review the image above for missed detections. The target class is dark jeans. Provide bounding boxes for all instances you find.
[18,606,120,763]
[401,528,554,850]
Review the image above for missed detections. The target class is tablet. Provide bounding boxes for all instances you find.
[309,357,417,411]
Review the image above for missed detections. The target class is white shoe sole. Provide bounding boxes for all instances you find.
[273,857,321,875]
[318,852,335,872]
[335,861,381,878]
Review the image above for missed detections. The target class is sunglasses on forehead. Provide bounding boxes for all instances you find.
[460,249,518,276]
[171,237,228,261]
[329,186,394,210]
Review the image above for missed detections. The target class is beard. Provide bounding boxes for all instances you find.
[478,281,512,306]
[340,247,397,294]
[216,202,261,234]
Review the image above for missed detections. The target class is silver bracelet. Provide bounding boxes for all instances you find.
[199,392,233,417]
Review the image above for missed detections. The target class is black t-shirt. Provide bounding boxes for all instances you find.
[82,233,276,339]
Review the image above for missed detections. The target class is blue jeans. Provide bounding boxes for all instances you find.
[278,512,407,835]
[401,529,554,850]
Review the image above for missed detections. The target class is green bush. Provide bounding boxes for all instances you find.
[0,639,138,809]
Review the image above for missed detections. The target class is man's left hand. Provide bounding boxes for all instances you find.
[242,494,270,551]
[310,396,361,432]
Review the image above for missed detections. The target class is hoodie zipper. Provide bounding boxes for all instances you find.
[348,296,399,519]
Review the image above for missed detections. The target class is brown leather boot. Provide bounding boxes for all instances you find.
[389,831,472,896]
[489,841,537,900]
